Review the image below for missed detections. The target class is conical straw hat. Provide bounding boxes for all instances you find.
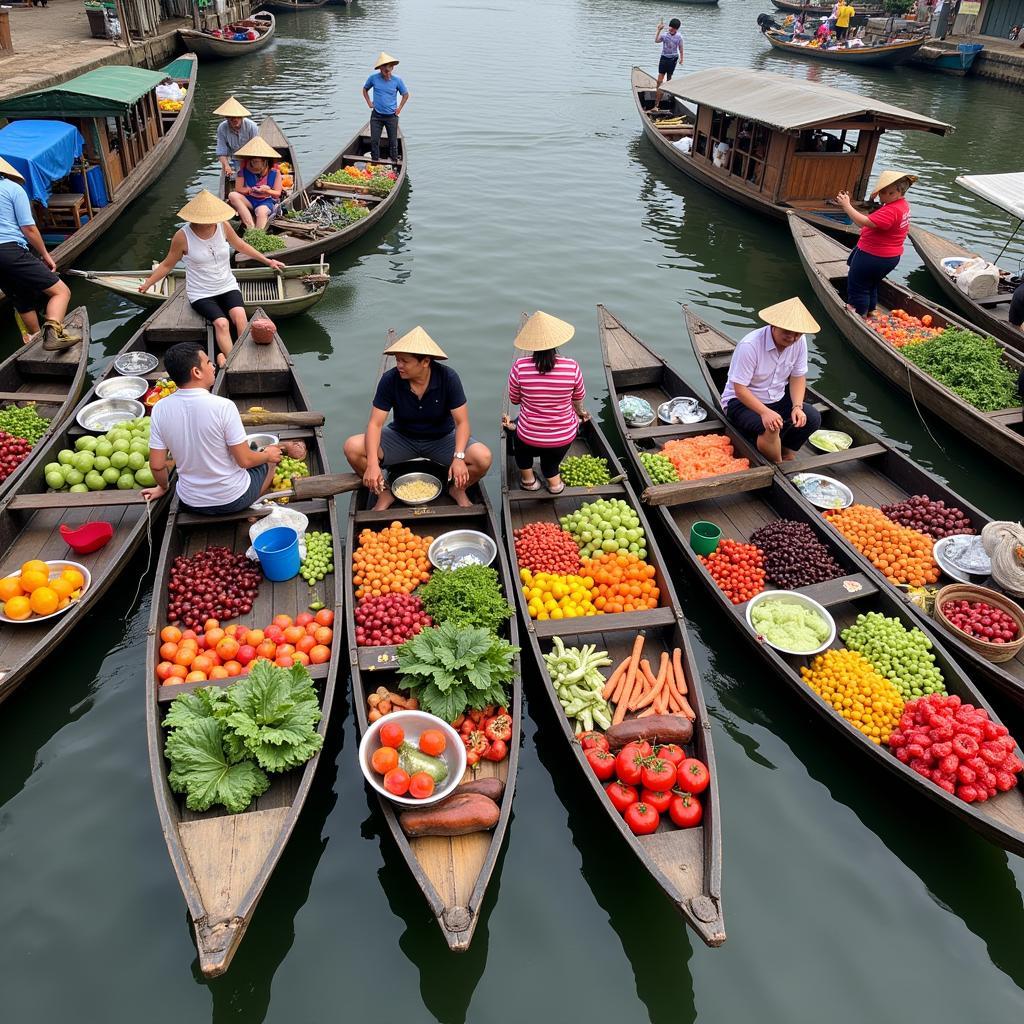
[758,297,820,334]
[514,311,575,351]
[214,96,251,118]
[373,51,400,69]
[178,189,235,225]
[0,157,25,185]
[383,326,447,360]
[234,136,281,160]
[870,168,918,199]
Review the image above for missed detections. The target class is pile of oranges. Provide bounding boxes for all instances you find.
[0,560,86,620]
[352,522,432,600]
[578,552,660,613]
[823,504,940,587]
[865,309,942,349]
[660,434,750,481]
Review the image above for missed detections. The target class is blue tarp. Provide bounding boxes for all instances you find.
[0,120,85,206]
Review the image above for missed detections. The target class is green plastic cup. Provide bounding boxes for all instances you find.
[690,521,722,556]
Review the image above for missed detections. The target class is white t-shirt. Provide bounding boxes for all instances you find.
[149,388,251,508]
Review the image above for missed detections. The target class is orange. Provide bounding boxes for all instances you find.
[192,654,214,675]
[19,569,50,593]
[29,587,59,616]
[20,559,49,577]
[3,595,32,620]
[160,625,182,644]
[0,577,24,602]
[209,666,230,680]
[60,567,86,590]
[50,577,74,600]
[185,670,208,683]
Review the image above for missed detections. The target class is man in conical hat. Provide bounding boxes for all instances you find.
[343,327,492,510]
[362,52,409,164]
[720,298,823,464]
[214,96,258,178]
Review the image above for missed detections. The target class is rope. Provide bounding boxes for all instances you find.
[982,521,1024,598]
[123,497,156,623]
[903,355,947,456]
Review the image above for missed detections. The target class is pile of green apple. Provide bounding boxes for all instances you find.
[45,417,156,492]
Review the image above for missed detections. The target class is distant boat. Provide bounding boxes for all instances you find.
[771,0,884,14]
[912,41,984,74]
[180,12,276,60]
[764,29,930,66]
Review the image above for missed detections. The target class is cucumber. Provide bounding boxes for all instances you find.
[398,741,449,784]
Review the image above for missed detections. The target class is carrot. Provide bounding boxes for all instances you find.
[677,693,697,721]
[614,661,647,726]
[672,647,688,695]
[632,663,666,710]
[637,706,658,718]
[602,657,631,700]
[666,690,682,713]
[613,634,645,722]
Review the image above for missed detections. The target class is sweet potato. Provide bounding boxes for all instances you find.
[603,714,693,751]
[398,792,500,838]
[454,777,505,803]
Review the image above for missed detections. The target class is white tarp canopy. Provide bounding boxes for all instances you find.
[956,172,1024,221]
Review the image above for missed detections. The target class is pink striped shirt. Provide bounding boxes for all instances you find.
[508,356,586,447]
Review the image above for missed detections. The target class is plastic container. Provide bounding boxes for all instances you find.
[252,526,300,581]
[690,521,721,555]
[60,521,113,555]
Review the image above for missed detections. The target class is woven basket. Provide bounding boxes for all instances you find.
[933,584,1024,664]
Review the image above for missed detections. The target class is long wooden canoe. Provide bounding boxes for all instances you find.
[764,30,928,66]
[0,293,212,706]
[908,225,1024,354]
[789,213,1024,477]
[147,312,341,977]
[681,306,1024,707]
[236,121,406,268]
[771,0,884,14]
[257,0,329,11]
[180,11,276,59]
[218,116,303,206]
[0,311,89,506]
[501,339,725,946]
[344,344,521,951]
[599,306,1024,856]
[68,259,330,319]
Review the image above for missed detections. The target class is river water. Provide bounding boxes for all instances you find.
[1,1,1023,1021]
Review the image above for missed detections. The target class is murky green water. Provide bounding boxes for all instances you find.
[1,2,1023,1021]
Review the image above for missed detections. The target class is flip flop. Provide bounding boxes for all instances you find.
[520,477,542,491]
[545,481,565,495]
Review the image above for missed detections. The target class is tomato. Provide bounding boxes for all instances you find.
[460,719,476,736]
[485,713,513,742]
[464,730,490,759]
[408,772,435,799]
[484,739,508,762]
[295,612,315,627]
[379,721,405,749]
[315,608,335,627]
[579,730,610,753]
[371,746,399,774]
[624,801,660,835]
[640,787,673,813]
[677,758,710,794]
[466,749,480,766]
[383,768,410,795]
[418,729,447,757]
[605,780,639,814]
[615,748,645,786]
[621,740,653,760]
[656,743,686,767]
[669,792,703,828]
[586,748,616,780]
[155,661,175,682]
[640,758,676,792]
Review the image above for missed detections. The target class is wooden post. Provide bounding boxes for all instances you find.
[0,12,12,53]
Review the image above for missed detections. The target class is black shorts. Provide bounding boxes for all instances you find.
[659,55,679,77]
[0,242,60,314]
[726,394,822,453]
[190,289,244,322]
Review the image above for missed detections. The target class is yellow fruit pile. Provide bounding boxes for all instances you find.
[800,648,904,745]
[0,560,86,620]
[520,568,600,621]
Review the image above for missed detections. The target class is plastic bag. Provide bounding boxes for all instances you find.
[953,257,1000,299]
[246,505,308,562]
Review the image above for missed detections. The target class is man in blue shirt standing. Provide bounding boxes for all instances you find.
[362,52,409,164]
[0,157,79,349]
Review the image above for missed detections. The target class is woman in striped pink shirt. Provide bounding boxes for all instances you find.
[506,311,588,495]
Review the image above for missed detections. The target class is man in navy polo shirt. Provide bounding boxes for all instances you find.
[343,327,492,510]
[362,51,409,164]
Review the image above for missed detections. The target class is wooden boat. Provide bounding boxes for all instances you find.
[789,213,1024,477]
[0,56,198,303]
[500,344,725,947]
[0,293,212,706]
[180,11,276,59]
[0,311,89,505]
[344,344,521,951]
[147,312,341,977]
[218,116,302,205]
[771,0,884,14]
[908,225,1023,353]
[598,306,1024,856]
[682,306,1024,708]
[764,29,929,65]
[235,121,406,268]
[631,65,949,242]
[68,258,330,319]
[257,0,329,12]
[911,41,983,74]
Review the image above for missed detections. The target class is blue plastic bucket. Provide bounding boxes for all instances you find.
[253,526,300,581]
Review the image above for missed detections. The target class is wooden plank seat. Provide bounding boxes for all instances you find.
[784,442,886,474]
[308,187,383,204]
[38,193,86,231]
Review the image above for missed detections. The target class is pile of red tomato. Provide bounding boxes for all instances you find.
[581,732,709,834]
[451,705,513,765]
[513,521,582,575]
[699,539,766,605]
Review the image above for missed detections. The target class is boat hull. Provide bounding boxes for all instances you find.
[765,31,928,66]
[180,13,275,60]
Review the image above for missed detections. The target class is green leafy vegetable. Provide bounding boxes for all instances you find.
[418,564,513,632]
[242,228,287,253]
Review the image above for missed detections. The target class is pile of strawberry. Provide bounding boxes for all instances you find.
[888,693,1022,803]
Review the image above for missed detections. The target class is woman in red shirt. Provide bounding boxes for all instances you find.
[835,169,917,316]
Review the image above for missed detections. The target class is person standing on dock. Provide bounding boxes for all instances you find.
[214,97,258,179]
[653,18,684,108]
[721,298,823,464]
[362,52,409,164]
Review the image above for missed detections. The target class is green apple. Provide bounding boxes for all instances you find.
[111,439,130,454]
[72,452,94,474]
[75,435,97,452]
[95,439,113,458]
[64,468,84,486]
[93,455,110,472]
[127,451,146,472]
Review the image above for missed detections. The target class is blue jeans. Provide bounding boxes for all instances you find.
[846,246,899,315]
[370,111,399,162]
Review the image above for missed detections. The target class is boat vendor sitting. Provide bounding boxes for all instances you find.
[1010,279,1024,337]
[721,298,823,464]
[0,157,80,350]
[227,136,283,230]
[363,52,409,164]
[141,341,307,513]
[343,327,493,510]
[215,97,258,178]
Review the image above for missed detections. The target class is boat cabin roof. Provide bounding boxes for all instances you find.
[0,66,167,118]
[663,67,951,135]
[956,171,1024,221]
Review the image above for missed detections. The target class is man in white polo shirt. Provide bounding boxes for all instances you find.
[721,297,822,464]
[141,342,304,515]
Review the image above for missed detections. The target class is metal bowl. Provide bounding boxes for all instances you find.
[0,560,92,624]
[113,351,158,375]
[428,530,497,570]
[95,376,148,401]
[390,471,443,506]
[658,396,707,425]
[791,472,854,510]
[244,432,279,451]
[745,590,836,657]
[76,398,145,432]
[934,534,992,584]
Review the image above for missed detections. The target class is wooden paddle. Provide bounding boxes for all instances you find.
[240,410,325,427]
[257,472,363,502]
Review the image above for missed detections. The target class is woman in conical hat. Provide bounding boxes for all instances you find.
[362,51,409,164]
[835,169,917,317]
[227,136,283,230]
[343,327,493,511]
[138,190,286,366]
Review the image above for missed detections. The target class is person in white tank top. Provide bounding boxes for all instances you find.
[139,190,285,366]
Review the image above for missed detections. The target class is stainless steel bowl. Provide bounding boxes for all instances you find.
[390,471,442,506]
[244,432,279,451]
[113,351,158,375]
[95,376,148,401]
[428,530,497,569]
[76,398,145,432]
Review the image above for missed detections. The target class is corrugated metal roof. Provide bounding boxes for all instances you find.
[0,66,167,118]
[663,67,951,134]
[956,172,1024,221]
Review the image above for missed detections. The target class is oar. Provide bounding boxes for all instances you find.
[240,410,325,427]
[253,472,363,503]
